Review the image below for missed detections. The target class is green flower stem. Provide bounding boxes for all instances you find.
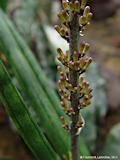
[56,0,93,159]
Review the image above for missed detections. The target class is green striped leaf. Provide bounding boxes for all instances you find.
[0,10,70,159]
[0,61,60,160]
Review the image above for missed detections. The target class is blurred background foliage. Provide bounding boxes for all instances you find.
[0,0,120,159]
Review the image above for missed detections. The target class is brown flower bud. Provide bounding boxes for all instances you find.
[80,42,86,53]
[81,0,87,10]
[62,0,70,11]
[60,28,66,37]
[84,43,90,53]
[79,58,86,70]
[58,10,69,24]
[80,16,87,26]
[60,116,69,131]
[57,48,64,56]
[83,57,92,70]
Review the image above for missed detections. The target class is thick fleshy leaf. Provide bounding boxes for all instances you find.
[0,61,60,160]
[0,10,70,158]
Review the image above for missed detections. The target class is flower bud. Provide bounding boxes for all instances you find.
[88,93,93,99]
[58,10,69,24]
[73,87,78,92]
[60,116,69,131]
[66,83,73,91]
[67,108,75,116]
[83,57,92,70]
[60,28,66,37]
[75,120,84,129]
[79,76,84,82]
[79,59,86,70]
[74,1,80,13]
[69,2,75,12]
[81,0,87,10]
[80,42,86,53]
[83,43,90,53]
[57,48,69,66]
[87,12,93,22]
[79,42,90,56]
[82,22,90,32]
[85,100,91,106]
[62,0,70,11]
[80,16,87,25]
[80,102,87,108]
[83,6,90,17]
[57,48,63,55]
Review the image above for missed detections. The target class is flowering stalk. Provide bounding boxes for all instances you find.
[55,0,93,159]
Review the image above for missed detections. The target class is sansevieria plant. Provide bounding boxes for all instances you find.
[0,0,93,160]
[55,0,93,159]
